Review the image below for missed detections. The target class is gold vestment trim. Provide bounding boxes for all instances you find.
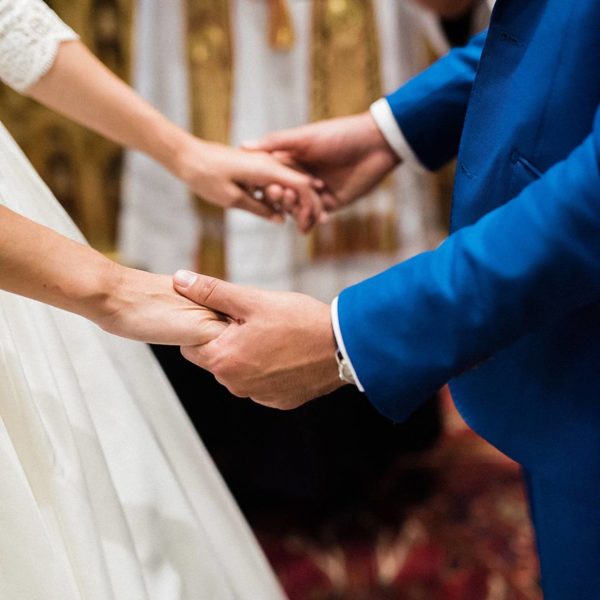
[310,0,396,258]
[187,0,232,278]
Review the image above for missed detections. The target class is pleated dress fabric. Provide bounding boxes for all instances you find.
[0,1,285,598]
[0,123,285,600]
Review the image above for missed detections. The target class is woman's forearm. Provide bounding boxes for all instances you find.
[27,41,192,178]
[0,206,116,321]
[0,206,229,346]
[25,39,322,227]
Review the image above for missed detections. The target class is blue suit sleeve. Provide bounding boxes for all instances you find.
[387,31,487,170]
[338,107,600,422]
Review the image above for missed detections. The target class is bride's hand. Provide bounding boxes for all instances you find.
[174,137,324,233]
[95,264,228,346]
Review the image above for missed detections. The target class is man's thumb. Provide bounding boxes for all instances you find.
[173,271,246,318]
[241,130,300,154]
[240,139,262,150]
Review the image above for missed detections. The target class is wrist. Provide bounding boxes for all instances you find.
[369,99,426,169]
[171,135,214,189]
[78,257,128,327]
[331,297,364,391]
[140,112,197,179]
[55,248,120,325]
[359,109,401,166]
[317,307,346,395]
[334,343,357,387]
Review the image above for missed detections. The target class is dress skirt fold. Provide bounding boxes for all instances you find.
[0,122,285,600]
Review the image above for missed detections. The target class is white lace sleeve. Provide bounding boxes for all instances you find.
[0,0,79,92]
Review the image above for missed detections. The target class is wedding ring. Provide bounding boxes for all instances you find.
[252,188,266,202]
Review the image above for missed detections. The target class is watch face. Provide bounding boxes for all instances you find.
[339,360,355,386]
[343,366,355,385]
[335,347,356,385]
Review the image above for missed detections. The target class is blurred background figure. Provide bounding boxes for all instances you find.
[0,0,543,598]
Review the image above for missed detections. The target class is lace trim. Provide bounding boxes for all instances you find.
[0,0,79,92]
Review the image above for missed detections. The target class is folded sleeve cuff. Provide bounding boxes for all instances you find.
[370,98,425,171]
[331,297,365,392]
[0,0,79,93]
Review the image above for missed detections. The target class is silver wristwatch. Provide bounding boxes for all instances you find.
[335,344,357,386]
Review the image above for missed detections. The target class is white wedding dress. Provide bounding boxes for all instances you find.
[0,2,285,599]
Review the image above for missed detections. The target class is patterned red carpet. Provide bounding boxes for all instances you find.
[257,390,542,600]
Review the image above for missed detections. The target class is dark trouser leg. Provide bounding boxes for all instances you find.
[525,470,600,600]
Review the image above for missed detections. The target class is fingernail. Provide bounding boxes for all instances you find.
[174,270,198,288]
[241,139,259,149]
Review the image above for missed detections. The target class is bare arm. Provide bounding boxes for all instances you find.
[26,41,322,229]
[0,205,226,345]
[28,41,189,181]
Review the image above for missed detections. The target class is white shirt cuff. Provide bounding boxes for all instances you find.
[331,297,365,392]
[370,98,425,171]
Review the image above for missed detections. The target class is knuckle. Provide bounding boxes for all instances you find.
[199,277,220,305]
[228,188,245,206]
[180,346,200,364]
[210,357,227,379]
[212,356,229,375]
[252,396,276,408]
[210,348,234,379]
[297,173,311,186]
[229,386,247,399]
[266,185,283,200]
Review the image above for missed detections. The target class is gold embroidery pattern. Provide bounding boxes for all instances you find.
[311,0,381,122]
[0,0,132,254]
[267,0,295,51]
[310,0,397,259]
[186,0,232,278]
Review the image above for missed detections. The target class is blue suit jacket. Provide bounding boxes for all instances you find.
[338,0,600,488]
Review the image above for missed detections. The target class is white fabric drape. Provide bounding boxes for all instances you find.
[0,121,285,599]
[119,0,200,275]
[0,1,285,597]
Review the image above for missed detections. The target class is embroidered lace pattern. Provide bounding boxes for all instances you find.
[0,0,78,92]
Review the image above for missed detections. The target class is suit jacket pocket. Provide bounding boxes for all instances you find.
[509,151,544,198]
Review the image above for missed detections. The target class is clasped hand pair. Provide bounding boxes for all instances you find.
[122,111,398,408]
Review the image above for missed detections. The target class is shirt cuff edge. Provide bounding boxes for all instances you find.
[370,98,426,172]
[331,297,365,392]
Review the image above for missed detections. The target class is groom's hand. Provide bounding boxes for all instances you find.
[244,111,401,213]
[173,270,343,408]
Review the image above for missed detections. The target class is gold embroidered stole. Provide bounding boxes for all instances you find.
[267,0,295,51]
[186,0,233,278]
[185,0,392,275]
[310,0,397,259]
[311,0,381,122]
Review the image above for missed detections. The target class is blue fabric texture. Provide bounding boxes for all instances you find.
[338,2,600,595]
